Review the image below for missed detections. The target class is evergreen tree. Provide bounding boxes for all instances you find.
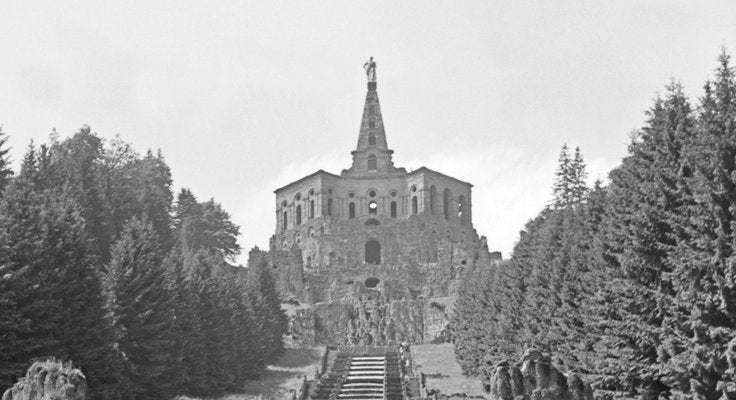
[105,218,177,400]
[0,126,13,194]
[658,51,736,399]
[174,189,241,261]
[552,144,589,208]
[0,177,124,398]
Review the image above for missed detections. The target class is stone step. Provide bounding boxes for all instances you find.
[346,376,385,380]
[342,383,384,388]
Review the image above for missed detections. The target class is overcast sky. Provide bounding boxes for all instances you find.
[1,1,735,263]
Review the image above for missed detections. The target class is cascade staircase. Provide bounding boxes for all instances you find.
[310,346,406,400]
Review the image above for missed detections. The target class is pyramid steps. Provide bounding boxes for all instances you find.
[309,346,407,400]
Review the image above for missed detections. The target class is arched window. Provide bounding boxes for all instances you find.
[327,198,333,216]
[349,202,356,219]
[443,189,452,220]
[368,200,378,215]
[365,240,381,264]
[390,201,397,218]
[412,196,418,215]
[309,199,315,219]
[369,119,376,129]
[296,205,302,225]
[369,105,375,114]
[367,154,377,171]
[458,195,466,225]
[368,134,376,146]
[429,185,437,215]
[282,211,287,230]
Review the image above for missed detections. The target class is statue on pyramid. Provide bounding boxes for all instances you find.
[364,57,377,82]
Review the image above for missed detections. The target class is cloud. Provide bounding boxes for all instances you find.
[233,150,346,265]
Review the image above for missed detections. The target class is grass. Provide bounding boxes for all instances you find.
[412,343,488,398]
[182,346,326,400]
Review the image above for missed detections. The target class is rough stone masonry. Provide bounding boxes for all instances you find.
[248,60,500,346]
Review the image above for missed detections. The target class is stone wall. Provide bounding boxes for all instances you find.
[2,360,86,400]
[267,213,489,303]
[289,296,456,346]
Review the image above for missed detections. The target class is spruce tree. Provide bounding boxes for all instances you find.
[0,176,124,398]
[659,51,736,399]
[106,218,177,400]
[0,126,13,194]
[552,144,588,208]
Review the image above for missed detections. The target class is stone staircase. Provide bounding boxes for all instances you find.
[310,346,405,400]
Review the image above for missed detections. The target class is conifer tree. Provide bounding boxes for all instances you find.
[0,126,13,194]
[658,50,736,399]
[0,176,124,398]
[552,144,588,208]
[105,218,176,400]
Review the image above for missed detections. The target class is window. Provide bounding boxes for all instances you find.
[368,201,378,215]
[390,201,397,218]
[368,134,376,146]
[365,240,381,264]
[365,277,380,288]
[443,189,451,219]
[282,211,287,230]
[367,154,377,171]
[309,200,314,219]
[429,185,437,215]
[369,119,376,129]
[412,196,418,215]
[369,190,376,197]
[349,202,355,219]
[458,195,467,225]
[296,205,302,225]
[327,198,332,216]
[369,105,375,114]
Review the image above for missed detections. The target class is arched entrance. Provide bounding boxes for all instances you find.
[365,240,381,264]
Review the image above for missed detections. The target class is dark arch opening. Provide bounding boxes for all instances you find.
[365,277,380,288]
[412,196,418,215]
[296,205,302,225]
[367,154,377,171]
[349,202,356,219]
[429,185,437,215]
[443,188,452,220]
[458,195,466,225]
[365,240,381,264]
[365,218,381,227]
[390,201,397,218]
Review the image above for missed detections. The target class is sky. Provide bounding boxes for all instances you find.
[1,1,735,264]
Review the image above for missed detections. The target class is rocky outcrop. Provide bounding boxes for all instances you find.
[488,349,593,400]
[2,360,86,400]
[291,296,451,346]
